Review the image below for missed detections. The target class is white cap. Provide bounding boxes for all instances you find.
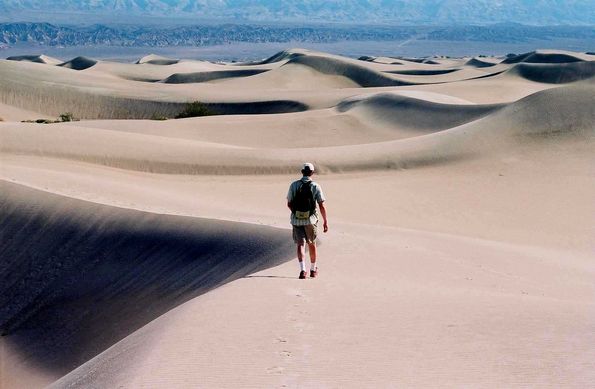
[302,162,315,172]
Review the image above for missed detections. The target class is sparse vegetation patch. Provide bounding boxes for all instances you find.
[22,112,80,124]
[59,112,75,122]
[150,114,169,121]
[175,101,214,119]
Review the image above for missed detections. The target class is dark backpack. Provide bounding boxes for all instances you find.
[292,181,316,219]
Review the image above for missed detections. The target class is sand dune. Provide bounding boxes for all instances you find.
[385,68,460,75]
[359,55,403,65]
[0,102,47,121]
[58,56,98,70]
[0,182,295,386]
[235,49,305,65]
[6,54,62,65]
[502,50,593,64]
[136,54,180,65]
[465,57,499,68]
[286,55,414,87]
[2,48,580,121]
[1,82,592,174]
[162,69,269,83]
[337,92,504,131]
[505,61,595,83]
[1,48,594,389]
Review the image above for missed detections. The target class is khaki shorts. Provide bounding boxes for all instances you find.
[292,224,317,244]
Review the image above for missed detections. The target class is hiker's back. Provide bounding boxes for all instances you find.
[287,177,324,226]
[291,180,316,219]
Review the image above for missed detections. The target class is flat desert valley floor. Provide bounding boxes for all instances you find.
[1,48,594,388]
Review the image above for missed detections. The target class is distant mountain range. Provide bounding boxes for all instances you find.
[1,22,593,49]
[1,0,594,26]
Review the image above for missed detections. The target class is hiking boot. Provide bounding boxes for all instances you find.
[299,271,307,279]
[310,269,318,278]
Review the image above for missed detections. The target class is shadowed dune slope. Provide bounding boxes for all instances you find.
[505,61,595,84]
[58,56,98,70]
[337,93,504,131]
[236,49,305,65]
[359,56,403,65]
[465,58,498,68]
[162,69,268,83]
[0,181,295,378]
[384,68,459,75]
[502,51,589,64]
[286,55,414,87]
[6,55,62,65]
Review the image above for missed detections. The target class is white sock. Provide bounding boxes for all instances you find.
[310,262,317,271]
[299,261,306,272]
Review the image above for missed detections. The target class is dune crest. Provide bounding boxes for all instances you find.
[6,54,62,65]
[285,55,414,87]
[58,56,98,70]
[505,61,595,84]
[502,50,590,64]
[136,54,180,65]
[162,69,268,83]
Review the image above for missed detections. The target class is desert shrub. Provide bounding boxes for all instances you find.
[0,117,4,122]
[150,113,168,121]
[22,117,64,124]
[21,113,79,124]
[59,112,76,122]
[175,101,213,119]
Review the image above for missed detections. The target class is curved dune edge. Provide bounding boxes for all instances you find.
[136,54,180,65]
[285,55,415,87]
[505,61,595,84]
[336,92,504,131]
[58,56,98,70]
[502,50,590,64]
[384,68,460,75]
[1,83,592,175]
[465,57,498,68]
[162,69,269,83]
[6,54,62,65]
[233,49,306,65]
[0,181,295,383]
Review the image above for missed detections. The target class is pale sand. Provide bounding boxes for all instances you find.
[0,49,594,388]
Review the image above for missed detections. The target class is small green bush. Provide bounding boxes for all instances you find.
[175,101,213,119]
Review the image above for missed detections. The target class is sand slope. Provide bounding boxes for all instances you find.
[0,182,295,387]
[0,48,594,388]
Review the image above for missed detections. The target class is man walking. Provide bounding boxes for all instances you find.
[287,163,328,279]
